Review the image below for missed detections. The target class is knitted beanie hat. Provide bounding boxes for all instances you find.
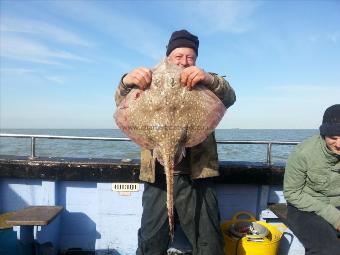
[166,29,199,56]
[319,104,340,136]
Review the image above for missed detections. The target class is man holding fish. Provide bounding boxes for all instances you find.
[115,29,236,255]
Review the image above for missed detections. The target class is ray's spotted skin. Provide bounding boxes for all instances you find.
[114,59,226,238]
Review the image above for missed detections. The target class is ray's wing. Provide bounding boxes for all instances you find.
[171,85,227,147]
[114,88,156,149]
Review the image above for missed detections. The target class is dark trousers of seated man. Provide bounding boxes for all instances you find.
[136,170,224,255]
[287,204,340,255]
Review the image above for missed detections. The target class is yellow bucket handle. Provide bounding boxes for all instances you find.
[231,211,256,222]
[273,223,287,233]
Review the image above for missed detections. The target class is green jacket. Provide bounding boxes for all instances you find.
[283,135,340,229]
[115,72,236,183]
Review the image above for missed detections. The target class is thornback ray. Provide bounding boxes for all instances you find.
[114,59,227,239]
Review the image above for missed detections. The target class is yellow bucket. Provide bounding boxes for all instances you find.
[221,211,286,255]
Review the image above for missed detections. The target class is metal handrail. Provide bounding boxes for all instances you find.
[217,140,300,164]
[0,133,300,164]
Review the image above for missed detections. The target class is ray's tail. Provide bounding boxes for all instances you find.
[163,152,175,240]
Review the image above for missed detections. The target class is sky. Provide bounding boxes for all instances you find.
[0,0,339,129]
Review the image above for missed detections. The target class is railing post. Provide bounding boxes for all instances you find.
[267,143,272,165]
[30,137,36,159]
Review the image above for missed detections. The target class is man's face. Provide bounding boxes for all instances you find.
[167,47,197,68]
[325,136,340,155]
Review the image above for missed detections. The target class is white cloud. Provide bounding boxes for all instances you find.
[0,68,36,75]
[327,32,339,43]
[0,35,91,64]
[98,55,134,71]
[1,17,94,47]
[179,1,260,34]
[0,68,65,85]
[46,1,259,60]
[50,1,168,60]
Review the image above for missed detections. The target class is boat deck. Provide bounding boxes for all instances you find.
[0,134,304,254]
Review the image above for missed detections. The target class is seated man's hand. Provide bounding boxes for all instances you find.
[123,67,152,90]
[180,66,214,90]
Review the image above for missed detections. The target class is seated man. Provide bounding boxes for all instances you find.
[284,104,340,255]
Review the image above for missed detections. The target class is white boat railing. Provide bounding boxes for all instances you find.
[0,133,300,164]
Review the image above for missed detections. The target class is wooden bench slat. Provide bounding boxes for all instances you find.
[269,203,288,225]
[6,206,63,226]
[0,212,16,229]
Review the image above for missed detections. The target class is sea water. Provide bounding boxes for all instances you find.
[0,129,318,163]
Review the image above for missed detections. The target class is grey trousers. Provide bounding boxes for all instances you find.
[287,204,340,255]
[136,173,224,255]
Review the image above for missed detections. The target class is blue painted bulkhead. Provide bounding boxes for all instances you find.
[0,178,305,255]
